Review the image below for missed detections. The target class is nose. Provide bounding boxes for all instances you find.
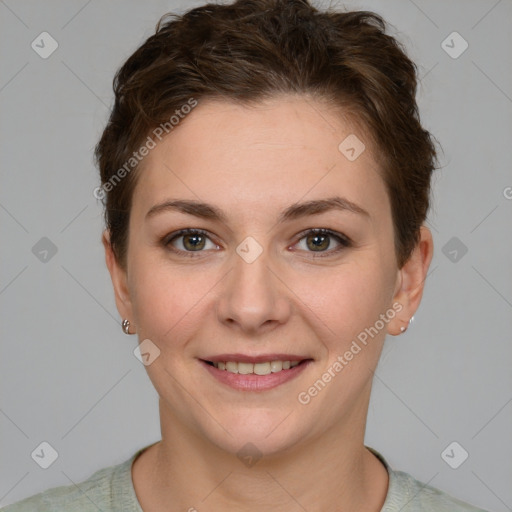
[216,244,292,335]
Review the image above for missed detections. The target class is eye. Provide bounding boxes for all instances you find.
[293,228,351,257]
[163,229,219,256]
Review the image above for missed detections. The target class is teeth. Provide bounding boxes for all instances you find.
[238,362,253,375]
[212,360,303,374]
[254,362,271,375]
[225,361,238,373]
[270,361,282,372]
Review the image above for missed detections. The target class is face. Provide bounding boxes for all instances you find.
[105,95,426,457]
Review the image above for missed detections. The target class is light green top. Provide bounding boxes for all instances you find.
[1,444,488,511]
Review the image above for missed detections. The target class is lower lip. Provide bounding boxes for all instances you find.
[200,360,312,391]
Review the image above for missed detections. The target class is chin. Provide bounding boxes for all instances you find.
[198,408,311,460]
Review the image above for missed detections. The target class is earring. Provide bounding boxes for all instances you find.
[122,319,132,335]
[400,316,414,333]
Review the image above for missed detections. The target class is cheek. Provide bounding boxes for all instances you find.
[294,258,391,344]
[128,255,209,346]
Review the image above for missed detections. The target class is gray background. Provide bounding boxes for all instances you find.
[1,0,511,510]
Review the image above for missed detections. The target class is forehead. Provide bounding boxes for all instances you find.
[131,96,390,226]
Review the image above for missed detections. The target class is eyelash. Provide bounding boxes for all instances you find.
[162,228,352,259]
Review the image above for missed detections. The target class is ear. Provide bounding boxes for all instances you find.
[102,229,135,330]
[387,225,434,336]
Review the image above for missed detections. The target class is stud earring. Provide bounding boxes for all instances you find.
[400,316,414,333]
[122,319,132,335]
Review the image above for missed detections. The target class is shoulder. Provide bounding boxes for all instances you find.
[388,469,490,512]
[0,453,139,512]
[365,446,490,512]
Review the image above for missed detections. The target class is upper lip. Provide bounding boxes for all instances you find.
[202,354,312,364]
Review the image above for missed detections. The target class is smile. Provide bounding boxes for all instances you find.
[201,358,313,391]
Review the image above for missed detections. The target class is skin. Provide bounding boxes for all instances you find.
[103,95,433,511]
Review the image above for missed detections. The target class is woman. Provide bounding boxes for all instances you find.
[1,0,490,510]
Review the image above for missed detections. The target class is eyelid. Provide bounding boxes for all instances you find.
[293,227,351,246]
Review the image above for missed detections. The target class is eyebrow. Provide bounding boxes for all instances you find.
[145,196,370,224]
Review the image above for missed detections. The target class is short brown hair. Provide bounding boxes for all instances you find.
[95,0,439,270]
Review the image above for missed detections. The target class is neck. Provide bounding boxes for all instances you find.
[132,398,389,512]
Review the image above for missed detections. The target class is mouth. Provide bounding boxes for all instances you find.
[199,355,313,391]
